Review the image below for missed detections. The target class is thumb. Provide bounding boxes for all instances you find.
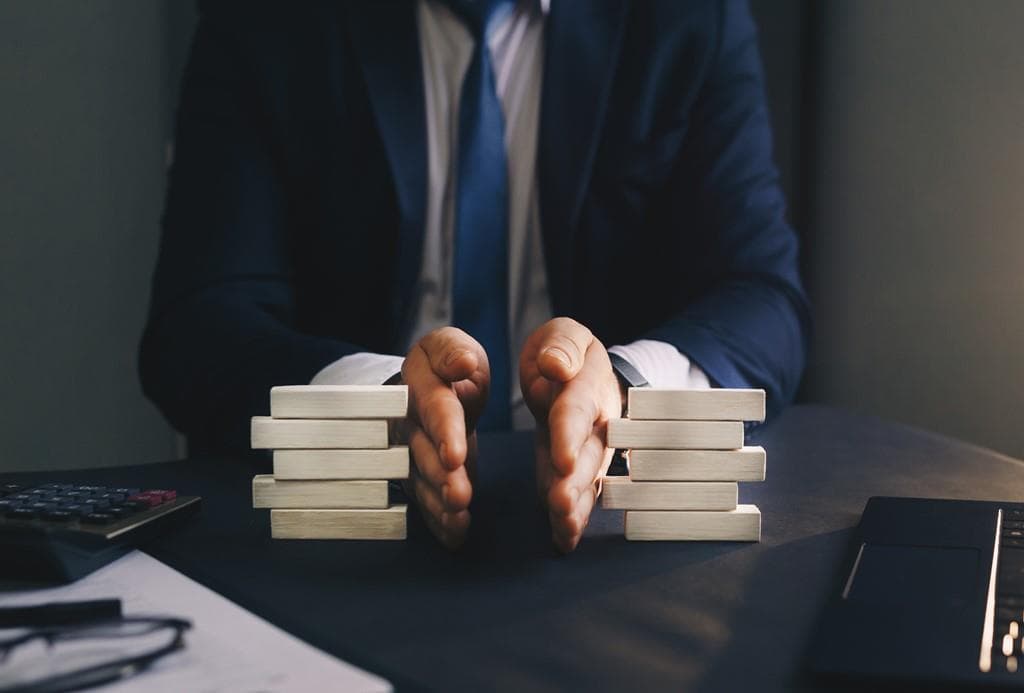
[535,318,594,383]
[419,327,487,383]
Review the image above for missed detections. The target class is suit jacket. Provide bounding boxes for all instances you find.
[140,0,812,453]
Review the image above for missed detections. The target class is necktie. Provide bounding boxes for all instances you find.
[447,0,514,431]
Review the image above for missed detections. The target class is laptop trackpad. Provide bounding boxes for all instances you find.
[847,543,981,608]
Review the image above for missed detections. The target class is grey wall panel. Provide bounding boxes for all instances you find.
[0,1,181,471]
[805,0,1024,456]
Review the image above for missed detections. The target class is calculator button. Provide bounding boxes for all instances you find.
[96,492,126,503]
[1,483,24,493]
[120,500,150,512]
[41,510,74,522]
[6,508,37,520]
[81,513,115,525]
[60,503,94,516]
[0,499,23,511]
[8,494,33,502]
[111,487,140,496]
[147,489,177,502]
[104,506,132,520]
[128,493,163,508]
[27,502,58,512]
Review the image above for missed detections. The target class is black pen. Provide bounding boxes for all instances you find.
[0,599,122,628]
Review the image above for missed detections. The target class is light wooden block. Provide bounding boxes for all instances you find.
[251,417,388,449]
[270,385,408,419]
[628,446,766,481]
[607,419,743,450]
[272,447,410,480]
[599,477,737,510]
[627,388,765,422]
[271,506,407,540]
[252,475,388,509]
[625,505,761,541]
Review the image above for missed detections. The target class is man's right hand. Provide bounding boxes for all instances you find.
[399,327,489,549]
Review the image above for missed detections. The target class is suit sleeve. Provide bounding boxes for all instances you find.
[641,0,812,418]
[138,6,362,453]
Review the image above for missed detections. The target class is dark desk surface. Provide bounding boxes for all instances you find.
[4,405,1024,691]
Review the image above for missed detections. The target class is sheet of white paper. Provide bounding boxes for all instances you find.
[0,550,391,692]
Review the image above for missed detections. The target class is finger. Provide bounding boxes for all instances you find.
[409,427,473,511]
[532,318,594,383]
[551,480,599,553]
[411,470,446,524]
[547,432,609,517]
[411,473,471,549]
[403,346,468,471]
[442,508,471,536]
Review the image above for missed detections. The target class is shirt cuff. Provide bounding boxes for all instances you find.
[310,352,405,386]
[608,339,711,390]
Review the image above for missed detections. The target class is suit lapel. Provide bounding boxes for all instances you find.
[346,2,427,341]
[538,0,628,314]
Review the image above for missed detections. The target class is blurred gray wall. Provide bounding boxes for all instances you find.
[0,0,191,471]
[804,0,1024,458]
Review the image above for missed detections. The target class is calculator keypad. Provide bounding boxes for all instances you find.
[0,483,178,526]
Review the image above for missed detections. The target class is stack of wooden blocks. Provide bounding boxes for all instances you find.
[603,388,766,541]
[250,385,410,540]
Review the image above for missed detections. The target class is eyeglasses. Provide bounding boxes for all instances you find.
[0,616,191,693]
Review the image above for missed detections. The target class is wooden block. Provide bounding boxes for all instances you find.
[270,385,408,419]
[271,506,407,540]
[273,447,409,480]
[607,419,743,450]
[252,475,388,509]
[599,477,737,510]
[627,388,765,422]
[628,446,766,481]
[250,417,388,449]
[625,505,761,541]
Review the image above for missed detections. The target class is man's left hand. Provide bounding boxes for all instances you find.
[519,318,624,553]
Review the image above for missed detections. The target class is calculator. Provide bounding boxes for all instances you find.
[0,482,200,584]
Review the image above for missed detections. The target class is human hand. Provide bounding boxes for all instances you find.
[519,318,624,552]
[399,327,489,549]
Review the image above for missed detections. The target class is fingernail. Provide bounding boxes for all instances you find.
[445,349,468,366]
[442,483,450,505]
[543,347,571,369]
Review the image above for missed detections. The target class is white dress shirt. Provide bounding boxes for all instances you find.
[312,0,710,429]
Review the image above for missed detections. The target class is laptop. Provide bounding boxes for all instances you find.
[809,496,1024,688]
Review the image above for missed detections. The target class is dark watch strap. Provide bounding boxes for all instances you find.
[608,352,649,390]
[607,352,646,476]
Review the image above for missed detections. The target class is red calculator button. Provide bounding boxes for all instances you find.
[127,493,161,508]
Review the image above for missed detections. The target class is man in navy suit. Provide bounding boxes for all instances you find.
[140,0,810,552]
